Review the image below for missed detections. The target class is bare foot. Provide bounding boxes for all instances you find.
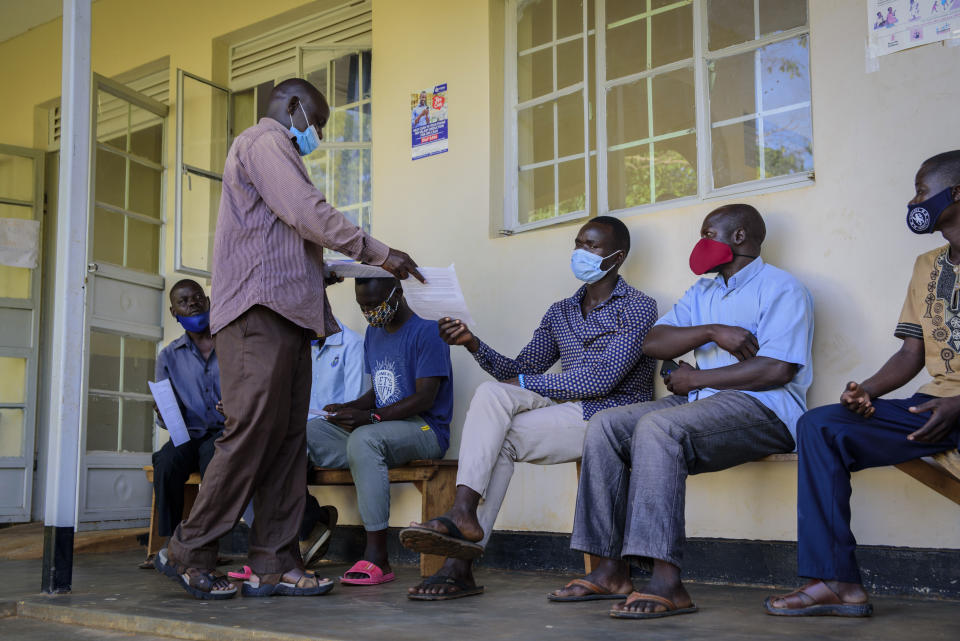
[768,579,869,611]
[408,557,476,597]
[550,559,633,598]
[410,506,484,543]
[610,576,693,615]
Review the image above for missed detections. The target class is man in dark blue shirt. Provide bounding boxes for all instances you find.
[401,216,658,600]
[311,277,452,585]
[142,279,224,569]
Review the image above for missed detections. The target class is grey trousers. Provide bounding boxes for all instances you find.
[571,391,795,568]
[305,416,441,531]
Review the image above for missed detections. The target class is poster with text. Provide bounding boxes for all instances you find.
[411,83,448,160]
[868,0,960,57]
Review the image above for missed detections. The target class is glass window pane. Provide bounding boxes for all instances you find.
[129,123,163,163]
[558,159,586,214]
[333,53,361,107]
[518,164,555,225]
[712,119,761,187]
[652,68,696,136]
[331,107,362,143]
[360,205,371,234]
[651,4,693,68]
[759,36,810,112]
[332,149,361,208]
[180,173,220,274]
[256,80,275,120]
[557,93,584,158]
[607,79,649,147]
[182,76,229,173]
[708,0,754,50]
[709,53,756,123]
[95,147,126,210]
[608,145,651,210]
[306,67,328,98]
[763,107,813,178]
[96,92,128,151]
[361,149,371,203]
[89,331,121,391]
[606,18,646,80]
[0,153,34,202]
[0,357,26,403]
[518,102,554,166]
[303,149,328,192]
[557,40,584,90]
[128,162,161,219]
[121,399,154,453]
[517,0,553,50]
[362,103,372,142]
[0,203,34,298]
[86,394,119,452]
[125,217,160,273]
[0,408,24,457]
[231,89,256,139]
[361,51,372,99]
[760,0,806,36]
[123,337,157,395]
[517,48,554,103]
[557,0,584,38]
[92,206,125,267]
[606,0,642,23]
[653,134,698,202]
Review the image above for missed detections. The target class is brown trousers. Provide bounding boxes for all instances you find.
[167,305,312,573]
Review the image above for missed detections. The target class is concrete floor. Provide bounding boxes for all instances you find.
[0,552,957,641]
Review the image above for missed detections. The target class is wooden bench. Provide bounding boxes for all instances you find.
[143,459,457,577]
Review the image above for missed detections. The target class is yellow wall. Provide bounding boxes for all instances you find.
[1,0,958,548]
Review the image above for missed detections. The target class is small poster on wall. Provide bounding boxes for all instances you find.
[411,83,448,160]
[868,0,960,57]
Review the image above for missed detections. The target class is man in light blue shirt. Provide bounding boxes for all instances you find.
[554,204,813,620]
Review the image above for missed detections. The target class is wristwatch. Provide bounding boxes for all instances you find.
[369,412,382,424]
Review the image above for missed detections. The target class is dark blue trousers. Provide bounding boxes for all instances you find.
[796,394,960,583]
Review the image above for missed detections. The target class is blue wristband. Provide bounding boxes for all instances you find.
[518,373,525,389]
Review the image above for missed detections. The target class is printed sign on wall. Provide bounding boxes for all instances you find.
[868,0,960,57]
[411,83,448,160]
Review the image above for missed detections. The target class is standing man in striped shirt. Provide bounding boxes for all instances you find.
[156,78,423,600]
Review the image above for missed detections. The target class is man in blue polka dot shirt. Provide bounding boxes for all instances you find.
[400,216,658,600]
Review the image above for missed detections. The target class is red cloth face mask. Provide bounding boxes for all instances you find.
[689,238,734,275]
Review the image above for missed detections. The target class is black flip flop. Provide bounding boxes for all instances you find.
[408,575,485,601]
[399,516,484,560]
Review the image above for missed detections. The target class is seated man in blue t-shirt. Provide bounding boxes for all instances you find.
[309,277,452,585]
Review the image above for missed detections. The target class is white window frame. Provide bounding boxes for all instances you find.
[504,0,813,233]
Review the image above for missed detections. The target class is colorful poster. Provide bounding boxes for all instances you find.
[411,83,448,160]
[868,0,960,57]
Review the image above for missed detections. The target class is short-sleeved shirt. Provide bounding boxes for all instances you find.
[655,257,814,439]
[311,319,367,411]
[363,314,453,453]
[472,276,658,419]
[155,334,225,440]
[895,245,960,397]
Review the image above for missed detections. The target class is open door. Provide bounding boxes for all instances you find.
[77,75,168,525]
[0,144,44,523]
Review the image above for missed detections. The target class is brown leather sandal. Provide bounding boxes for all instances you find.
[609,591,698,619]
[764,580,872,617]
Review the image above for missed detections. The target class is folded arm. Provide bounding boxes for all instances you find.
[665,357,797,395]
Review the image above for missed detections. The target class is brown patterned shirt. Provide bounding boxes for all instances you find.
[210,118,388,336]
[896,244,960,397]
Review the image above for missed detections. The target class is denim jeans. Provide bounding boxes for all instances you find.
[572,391,794,568]
[306,416,441,531]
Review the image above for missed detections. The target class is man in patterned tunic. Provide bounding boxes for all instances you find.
[400,216,658,600]
[766,151,960,617]
[553,204,814,619]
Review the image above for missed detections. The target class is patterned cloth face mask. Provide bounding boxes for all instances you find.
[362,286,400,328]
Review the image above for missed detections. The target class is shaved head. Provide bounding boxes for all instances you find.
[266,78,330,134]
[920,150,960,190]
[706,204,766,246]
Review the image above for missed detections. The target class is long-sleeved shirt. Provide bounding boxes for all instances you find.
[211,117,389,336]
[155,333,224,439]
[472,277,658,420]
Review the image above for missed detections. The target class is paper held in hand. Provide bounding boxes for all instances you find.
[148,379,191,447]
[400,263,474,326]
[324,259,391,279]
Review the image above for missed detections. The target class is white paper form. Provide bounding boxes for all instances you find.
[324,260,392,279]
[400,264,475,326]
[148,379,191,447]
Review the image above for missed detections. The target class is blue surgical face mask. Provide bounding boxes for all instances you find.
[571,248,621,284]
[289,102,321,157]
[907,185,957,234]
[176,311,210,333]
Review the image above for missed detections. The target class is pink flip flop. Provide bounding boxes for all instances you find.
[339,560,395,585]
[228,565,252,580]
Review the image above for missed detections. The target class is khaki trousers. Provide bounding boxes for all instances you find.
[455,381,588,547]
[168,305,313,573]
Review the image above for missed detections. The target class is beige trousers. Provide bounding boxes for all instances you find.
[455,381,588,547]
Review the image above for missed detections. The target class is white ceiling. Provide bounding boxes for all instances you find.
[0,0,68,46]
